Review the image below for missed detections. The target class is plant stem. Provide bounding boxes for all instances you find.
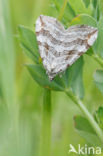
[40,88,51,156]
[92,54,103,68]
[66,90,103,143]
[58,0,68,21]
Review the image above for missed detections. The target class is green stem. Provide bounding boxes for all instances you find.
[92,54,103,68]
[66,90,103,143]
[58,0,68,21]
[40,88,51,156]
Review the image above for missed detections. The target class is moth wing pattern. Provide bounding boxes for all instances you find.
[35,15,98,80]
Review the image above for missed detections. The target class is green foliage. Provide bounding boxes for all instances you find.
[70,14,97,27]
[62,2,76,27]
[100,0,103,16]
[92,0,100,21]
[94,69,103,94]
[74,116,103,146]
[74,115,96,134]
[26,64,65,91]
[82,0,90,8]
[1,0,103,155]
[50,0,76,26]
[68,0,92,15]
[18,0,103,147]
[18,25,39,63]
[94,17,103,58]
[0,0,15,108]
[95,107,103,130]
[92,0,97,9]
[67,57,84,99]
[26,59,84,98]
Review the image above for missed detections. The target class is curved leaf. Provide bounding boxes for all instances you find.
[74,115,96,134]
[26,57,84,98]
[74,115,103,146]
[70,14,97,27]
[26,64,66,91]
[18,25,39,63]
[64,57,84,99]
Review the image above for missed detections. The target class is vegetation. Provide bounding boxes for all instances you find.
[1,0,103,156]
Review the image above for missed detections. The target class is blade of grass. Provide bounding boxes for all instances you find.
[0,0,19,154]
[0,0,15,111]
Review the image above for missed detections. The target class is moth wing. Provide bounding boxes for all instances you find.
[35,15,98,80]
[62,25,98,66]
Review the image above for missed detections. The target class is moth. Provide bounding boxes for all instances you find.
[35,15,98,80]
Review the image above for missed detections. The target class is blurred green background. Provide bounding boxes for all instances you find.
[0,0,103,156]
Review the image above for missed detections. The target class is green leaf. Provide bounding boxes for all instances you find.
[58,57,84,99]
[51,0,76,26]
[69,57,84,99]
[93,17,103,58]
[76,130,102,146]
[95,107,103,130]
[82,0,90,8]
[69,0,92,15]
[74,116,96,134]
[86,47,94,56]
[61,2,76,26]
[70,14,97,27]
[26,64,66,91]
[74,116,102,146]
[26,57,84,98]
[66,2,76,17]
[18,25,39,63]
[94,69,103,94]
[50,0,62,13]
